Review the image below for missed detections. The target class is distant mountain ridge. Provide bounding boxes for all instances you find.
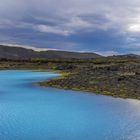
[108,54,140,60]
[0,45,101,59]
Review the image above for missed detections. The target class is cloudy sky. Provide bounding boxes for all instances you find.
[0,0,140,55]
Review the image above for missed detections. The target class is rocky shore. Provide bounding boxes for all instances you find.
[39,63,140,99]
[0,56,140,99]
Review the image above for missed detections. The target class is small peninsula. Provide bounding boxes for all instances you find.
[0,45,140,100]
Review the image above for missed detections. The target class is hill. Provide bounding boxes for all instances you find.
[0,45,101,59]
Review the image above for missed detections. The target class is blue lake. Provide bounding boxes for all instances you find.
[0,70,140,140]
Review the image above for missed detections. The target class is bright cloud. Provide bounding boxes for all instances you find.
[128,24,140,32]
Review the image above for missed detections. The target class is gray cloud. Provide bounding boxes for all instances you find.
[1,0,140,34]
[1,0,140,53]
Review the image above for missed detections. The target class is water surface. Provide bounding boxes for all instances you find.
[0,70,140,140]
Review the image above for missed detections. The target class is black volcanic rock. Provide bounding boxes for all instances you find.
[0,45,101,59]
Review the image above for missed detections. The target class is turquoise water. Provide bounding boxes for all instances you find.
[0,70,140,140]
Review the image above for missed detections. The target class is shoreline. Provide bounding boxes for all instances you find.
[0,68,140,100]
[38,70,140,100]
[0,58,140,100]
